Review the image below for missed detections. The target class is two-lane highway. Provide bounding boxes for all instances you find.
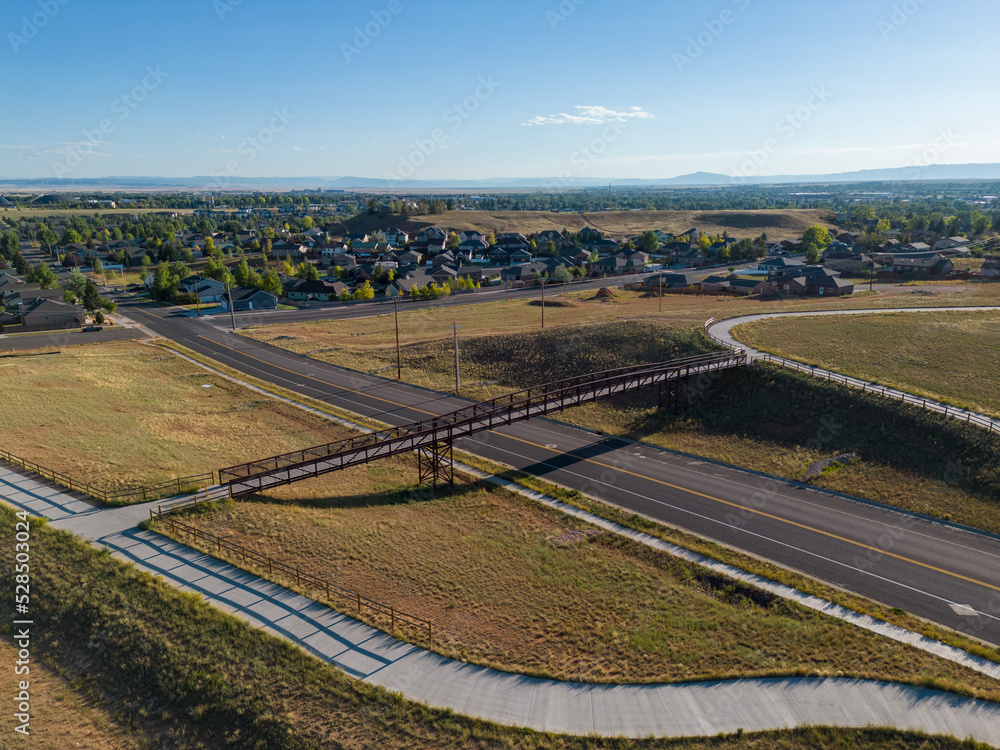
[122,298,1000,647]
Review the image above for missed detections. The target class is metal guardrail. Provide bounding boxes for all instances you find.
[757,353,1000,433]
[149,504,433,645]
[217,351,748,495]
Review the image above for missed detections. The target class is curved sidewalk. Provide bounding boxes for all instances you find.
[708,307,1000,434]
[3,464,1000,743]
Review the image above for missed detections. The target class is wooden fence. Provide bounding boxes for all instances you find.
[149,504,434,646]
[0,448,216,505]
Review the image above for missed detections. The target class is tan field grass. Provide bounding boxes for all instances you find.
[731,310,1000,418]
[0,341,361,492]
[161,484,1000,698]
[342,208,835,243]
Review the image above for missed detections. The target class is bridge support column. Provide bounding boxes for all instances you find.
[417,441,454,490]
[659,377,689,414]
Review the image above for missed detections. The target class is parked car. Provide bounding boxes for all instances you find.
[82,325,103,332]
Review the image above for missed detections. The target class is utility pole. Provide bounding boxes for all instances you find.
[540,279,545,329]
[225,282,237,331]
[452,322,462,394]
[870,260,875,292]
[394,296,401,380]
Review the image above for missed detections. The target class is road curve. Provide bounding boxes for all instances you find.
[118,300,1000,647]
[4,465,1000,745]
[708,307,1000,433]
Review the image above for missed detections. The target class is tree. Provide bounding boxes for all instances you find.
[353,280,375,300]
[339,288,352,302]
[638,231,659,253]
[804,243,821,264]
[366,198,378,215]
[551,264,573,284]
[65,268,87,297]
[295,262,320,281]
[29,262,58,289]
[259,269,283,295]
[801,225,832,250]
[92,258,104,276]
[81,278,103,310]
[60,228,82,246]
[696,232,712,251]
[447,232,461,251]
[203,237,216,257]
[543,241,557,257]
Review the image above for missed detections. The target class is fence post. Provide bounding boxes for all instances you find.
[268,557,273,575]
[391,607,395,632]
[357,592,361,613]
[217,536,222,555]
[171,516,176,534]
[143,486,147,502]
[296,567,301,587]
[325,580,330,600]
[428,622,433,647]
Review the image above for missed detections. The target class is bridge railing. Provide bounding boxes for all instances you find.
[218,351,747,490]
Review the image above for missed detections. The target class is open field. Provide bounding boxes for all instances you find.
[0,637,147,749]
[0,341,374,493]
[3,506,983,750]
[340,208,835,242]
[731,310,1000,418]
[158,483,1000,694]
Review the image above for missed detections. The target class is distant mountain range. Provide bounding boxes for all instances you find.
[3,163,1000,192]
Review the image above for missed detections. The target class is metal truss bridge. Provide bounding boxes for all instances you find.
[218,350,747,497]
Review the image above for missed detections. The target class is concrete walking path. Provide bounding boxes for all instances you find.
[708,307,1000,434]
[3,464,1000,743]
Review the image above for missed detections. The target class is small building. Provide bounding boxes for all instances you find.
[221,288,278,311]
[892,255,954,276]
[19,298,86,331]
[981,258,1000,278]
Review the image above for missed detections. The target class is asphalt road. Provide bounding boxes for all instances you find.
[120,294,1000,647]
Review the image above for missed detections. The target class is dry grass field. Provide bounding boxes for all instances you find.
[162,485,1000,696]
[341,208,835,242]
[0,341,366,492]
[732,310,1000,418]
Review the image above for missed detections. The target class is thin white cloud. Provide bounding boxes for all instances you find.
[522,105,653,126]
[291,145,304,151]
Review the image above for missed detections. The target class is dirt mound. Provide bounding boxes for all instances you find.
[595,287,615,299]
[527,298,577,308]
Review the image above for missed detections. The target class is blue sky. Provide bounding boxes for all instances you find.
[3,0,999,181]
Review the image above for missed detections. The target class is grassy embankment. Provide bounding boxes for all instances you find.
[732,310,1000,418]
[1,507,996,750]
[338,208,836,243]
[238,289,1000,534]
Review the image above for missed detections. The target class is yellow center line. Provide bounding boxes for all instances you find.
[200,335,1000,595]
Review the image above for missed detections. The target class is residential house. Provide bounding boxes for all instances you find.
[645,272,698,290]
[272,242,309,261]
[501,262,548,283]
[488,248,511,266]
[772,267,854,296]
[178,277,227,304]
[932,236,971,253]
[508,248,533,265]
[458,238,488,256]
[892,254,954,276]
[416,227,447,243]
[19,298,86,331]
[221,288,278,311]
[285,279,346,302]
[590,255,627,276]
[384,229,409,246]
[621,250,649,273]
[981,258,1000,278]
[431,250,457,268]
[430,266,459,284]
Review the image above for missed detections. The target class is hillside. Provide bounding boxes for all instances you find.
[338,209,834,243]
